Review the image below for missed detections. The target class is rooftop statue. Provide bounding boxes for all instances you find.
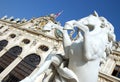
[20,12,116,82]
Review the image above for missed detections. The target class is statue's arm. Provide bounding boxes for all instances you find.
[57,66,79,82]
[20,58,52,82]
[30,54,63,80]
[31,59,52,80]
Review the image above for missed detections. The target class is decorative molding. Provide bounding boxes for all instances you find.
[99,72,120,82]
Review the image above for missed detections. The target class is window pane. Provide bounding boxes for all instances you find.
[2,53,41,81]
[112,65,120,78]
[0,40,8,51]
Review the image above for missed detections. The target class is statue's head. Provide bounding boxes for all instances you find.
[78,11,103,32]
[78,12,116,41]
[79,12,101,25]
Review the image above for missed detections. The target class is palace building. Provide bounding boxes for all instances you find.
[0,15,120,82]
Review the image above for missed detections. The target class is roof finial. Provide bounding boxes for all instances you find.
[93,11,99,17]
[1,15,7,20]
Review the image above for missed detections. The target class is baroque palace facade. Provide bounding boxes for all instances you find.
[0,14,120,82]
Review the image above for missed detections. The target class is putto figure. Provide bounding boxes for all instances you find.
[20,12,116,82]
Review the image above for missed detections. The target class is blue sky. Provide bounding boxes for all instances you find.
[0,0,120,41]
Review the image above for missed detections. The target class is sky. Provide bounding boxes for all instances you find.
[0,0,120,41]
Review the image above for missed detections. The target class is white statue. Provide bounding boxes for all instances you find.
[20,12,116,82]
[62,12,116,82]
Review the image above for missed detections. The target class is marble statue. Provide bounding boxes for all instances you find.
[61,12,116,82]
[20,12,116,82]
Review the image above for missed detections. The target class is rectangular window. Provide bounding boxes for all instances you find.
[112,65,120,78]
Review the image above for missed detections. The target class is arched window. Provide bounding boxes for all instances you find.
[23,53,41,67]
[2,53,41,82]
[0,40,8,51]
[0,46,22,73]
[8,46,22,57]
